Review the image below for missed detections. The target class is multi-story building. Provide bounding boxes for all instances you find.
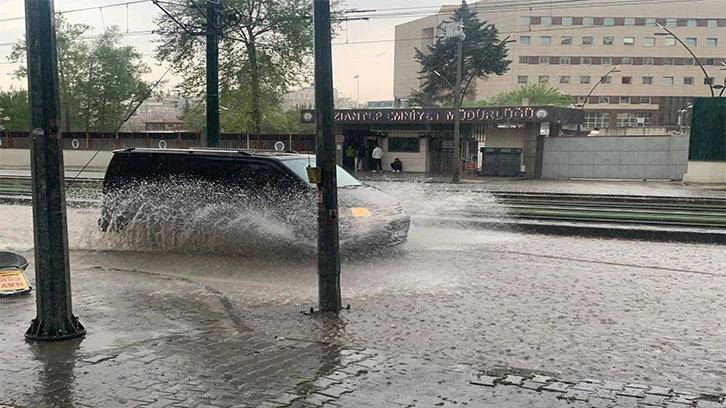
[394,0,725,130]
[282,86,359,111]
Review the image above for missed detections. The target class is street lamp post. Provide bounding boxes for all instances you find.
[577,66,621,134]
[443,22,465,183]
[654,22,716,97]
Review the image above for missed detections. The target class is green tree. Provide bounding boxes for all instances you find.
[9,15,151,132]
[154,0,314,135]
[468,83,574,107]
[409,0,511,107]
[0,88,30,131]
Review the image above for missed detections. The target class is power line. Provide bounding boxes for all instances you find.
[0,0,152,23]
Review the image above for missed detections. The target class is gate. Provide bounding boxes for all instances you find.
[478,147,522,176]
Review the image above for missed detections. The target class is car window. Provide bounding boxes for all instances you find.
[280,158,362,187]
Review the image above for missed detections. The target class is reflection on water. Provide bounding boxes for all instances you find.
[29,338,82,407]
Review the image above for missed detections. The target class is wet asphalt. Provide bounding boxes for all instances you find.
[1,173,726,408]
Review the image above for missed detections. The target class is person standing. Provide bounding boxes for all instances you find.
[356,144,366,171]
[344,145,357,171]
[371,144,383,172]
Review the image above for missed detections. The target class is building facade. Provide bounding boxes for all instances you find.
[282,86,359,111]
[393,0,725,130]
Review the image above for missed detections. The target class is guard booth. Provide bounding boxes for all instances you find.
[301,106,584,177]
[478,147,522,176]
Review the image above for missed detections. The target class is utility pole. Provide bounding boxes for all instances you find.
[313,0,342,313]
[205,0,220,147]
[24,0,85,341]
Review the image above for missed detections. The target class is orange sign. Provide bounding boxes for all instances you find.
[0,269,30,294]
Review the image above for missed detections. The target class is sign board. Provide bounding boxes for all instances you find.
[274,141,285,151]
[442,141,455,149]
[0,269,31,295]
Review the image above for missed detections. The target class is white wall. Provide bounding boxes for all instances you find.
[0,149,113,171]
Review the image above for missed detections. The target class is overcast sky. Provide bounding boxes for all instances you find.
[0,0,457,103]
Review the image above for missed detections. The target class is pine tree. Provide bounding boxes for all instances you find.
[410,1,511,107]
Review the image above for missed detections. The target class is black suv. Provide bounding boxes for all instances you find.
[99,148,410,251]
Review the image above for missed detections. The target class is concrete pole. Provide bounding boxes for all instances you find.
[24,0,85,341]
[313,0,342,313]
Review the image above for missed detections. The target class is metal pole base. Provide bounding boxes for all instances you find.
[25,315,86,342]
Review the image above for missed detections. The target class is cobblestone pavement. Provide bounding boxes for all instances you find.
[2,265,725,408]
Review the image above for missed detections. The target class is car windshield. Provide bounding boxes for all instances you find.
[280,157,363,187]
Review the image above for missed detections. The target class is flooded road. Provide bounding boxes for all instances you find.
[1,180,725,394]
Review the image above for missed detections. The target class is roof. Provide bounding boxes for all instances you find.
[111,147,309,160]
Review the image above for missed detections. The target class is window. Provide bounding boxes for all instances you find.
[576,96,587,104]
[707,19,718,27]
[687,19,697,27]
[685,38,697,47]
[643,57,654,65]
[604,17,615,26]
[645,18,656,26]
[580,76,591,84]
[706,38,718,47]
[666,18,677,27]
[683,77,694,85]
[519,56,529,64]
[584,112,610,129]
[617,112,652,127]
[705,58,715,65]
[642,76,653,84]
[603,36,614,45]
[561,36,572,45]
[559,76,570,84]
[622,76,632,84]
[622,57,633,65]
[704,77,715,85]
[388,137,420,153]
[601,76,612,84]
[623,37,635,46]
[541,16,552,25]
[540,36,551,45]
[583,17,594,26]
[598,96,610,104]
[562,17,573,25]
[624,18,635,25]
[538,76,549,84]
[560,57,571,65]
[520,35,531,45]
[518,75,528,84]
[521,16,531,25]
[581,57,591,64]
[643,37,655,46]
[620,96,631,104]
[641,96,651,104]
[663,57,674,65]
[662,76,674,85]
[665,38,676,46]
[539,56,550,64]
[582,36,593,45]
[684,58,695,65]
[601,57,612,65]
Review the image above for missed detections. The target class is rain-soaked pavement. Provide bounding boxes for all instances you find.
[1,177,726,407]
